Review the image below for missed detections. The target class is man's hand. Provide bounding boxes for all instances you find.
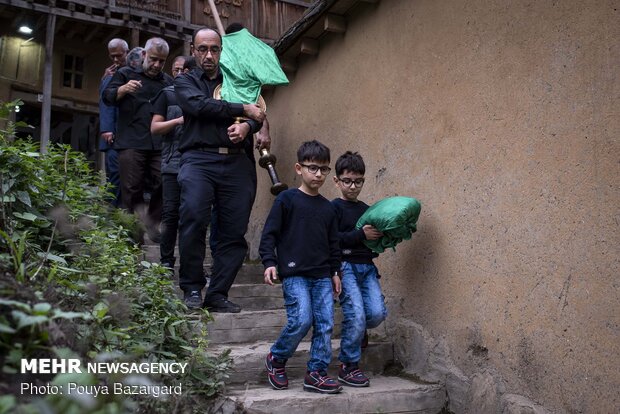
[362,225,383,240]
[255,118,271,151]
[264,267,278,286]
[332,275,342,296]
[117,80,142,99]
[102,64,117,80]
[227,122,250,144]
[101,132,114,144]
[242,104,266,122]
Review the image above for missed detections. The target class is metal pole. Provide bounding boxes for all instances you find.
[40,13,56,153]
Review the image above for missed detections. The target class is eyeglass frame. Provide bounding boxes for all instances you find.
[299,163,332,175]
[336,177,365,187]
[194,45,223,55]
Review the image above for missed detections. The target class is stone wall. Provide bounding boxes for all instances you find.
[248,0,619,411]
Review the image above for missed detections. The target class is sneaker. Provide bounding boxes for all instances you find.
[303,370,343,394]
[265,353,288,390]
[203,299,241,313]
[338,363,370,387]
[184,290,202,309]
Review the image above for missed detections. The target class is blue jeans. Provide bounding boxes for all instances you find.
[271,276,335,372]
[338,262,387,363]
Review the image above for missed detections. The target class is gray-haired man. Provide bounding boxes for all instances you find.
[103,38,173,239]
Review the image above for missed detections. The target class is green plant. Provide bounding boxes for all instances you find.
[0,101,231,413]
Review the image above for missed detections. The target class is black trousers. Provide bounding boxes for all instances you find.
[118,149,162,225]
[177,150,256,303]
[160,173,181,266]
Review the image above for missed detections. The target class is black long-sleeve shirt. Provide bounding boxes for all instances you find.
[332,198,378,264]
[102,66,173,150]
[151,86,183,174]
[174,68,261,152]
[260,188,341,279]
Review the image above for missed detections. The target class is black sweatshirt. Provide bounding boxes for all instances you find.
[331,198,378,264]
[174,68,261,152]
[259,188,341,279]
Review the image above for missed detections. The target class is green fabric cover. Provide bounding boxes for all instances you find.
[355,196,422,254]
[220,29,289,104]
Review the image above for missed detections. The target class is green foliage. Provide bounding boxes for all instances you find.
[0,101,231,413]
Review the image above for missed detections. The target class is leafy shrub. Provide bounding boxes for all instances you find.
[0,101,230,414]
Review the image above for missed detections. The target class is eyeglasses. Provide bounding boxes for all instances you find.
[337,177,365,187]
[194,45,222,55]
[299,163,331,175]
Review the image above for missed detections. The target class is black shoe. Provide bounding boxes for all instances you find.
[184,290,202,309]
[203,299,241,313]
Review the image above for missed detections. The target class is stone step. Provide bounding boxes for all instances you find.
[228,283,284,310]
[223,375,446,414]
[199,309,344,344]
[209,340,394,385]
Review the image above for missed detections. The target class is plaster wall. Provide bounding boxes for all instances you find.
[248,0,619,411]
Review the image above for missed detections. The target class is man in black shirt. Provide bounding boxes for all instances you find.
[103,38,173,239]
[174,28,264,311]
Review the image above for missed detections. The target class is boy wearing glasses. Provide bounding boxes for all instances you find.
[259,140,343,394]
[332,151,387,387]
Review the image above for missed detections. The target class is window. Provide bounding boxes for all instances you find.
[62,54,84,89]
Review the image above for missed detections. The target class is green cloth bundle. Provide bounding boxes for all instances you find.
[220,28,289,104]
[356,196,422,254]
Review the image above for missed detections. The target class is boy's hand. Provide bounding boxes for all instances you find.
[362,225,383,240]
[264,266,278,286]
[332,275,342,296]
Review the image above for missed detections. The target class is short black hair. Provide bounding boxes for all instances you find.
[297,140,330,164]
[183,56,197,71]
[335,151,365,176]
[192,27,222,44]
[225,22,244,34]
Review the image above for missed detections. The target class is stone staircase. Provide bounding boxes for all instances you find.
[143,243,447,413]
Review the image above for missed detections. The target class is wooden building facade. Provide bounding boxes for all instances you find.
[0,0,310,164]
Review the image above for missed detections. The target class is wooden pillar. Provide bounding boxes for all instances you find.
[183,34,192,56]
[40,13,56,154]
[131,27,140,48]
[184,0,191,23]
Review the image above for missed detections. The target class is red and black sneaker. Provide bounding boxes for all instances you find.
[303,370,343,394]
[338,362,370,387]
[265,353,288,390]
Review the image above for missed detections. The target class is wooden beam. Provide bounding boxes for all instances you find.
[40,13,56,154]
[2,0,202,41]
[324,14,346,33]
[274,0,339,55]
[300,38,318,55]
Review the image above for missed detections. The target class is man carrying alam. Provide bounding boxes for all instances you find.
[103,37,173,241]
[174,28,265,311]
